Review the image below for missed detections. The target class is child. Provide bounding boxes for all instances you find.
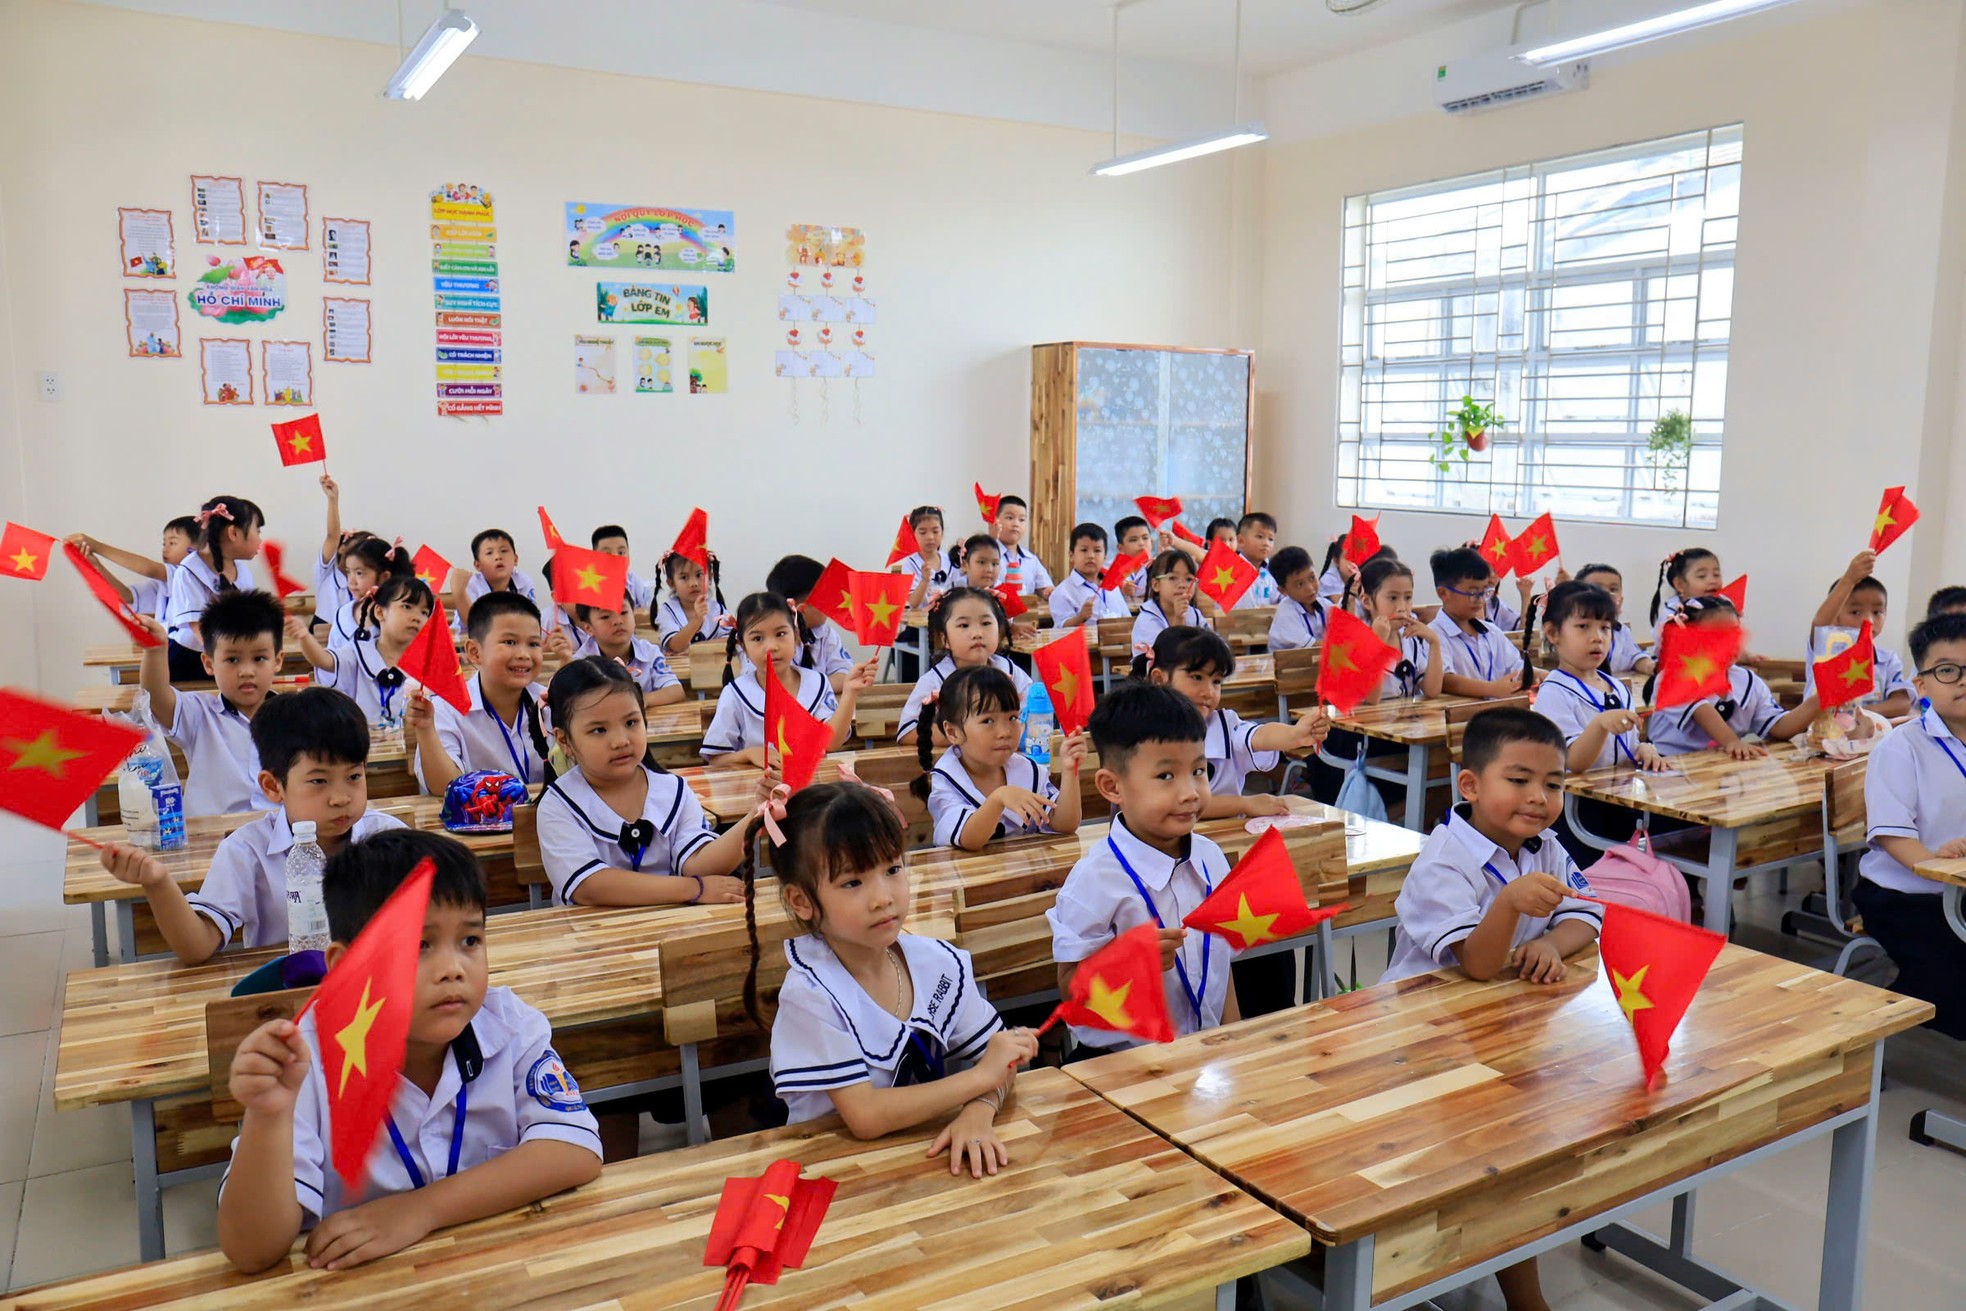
[1427,547,1527,698]
[1644,597,1819,758]
[1805,551,1913,717]
[1649,547,1722,626]
[572,598,685,704]
[537,658,748,906]
[1048,523,1132,629]
[1525,582,1666,773]
[1356,557,1444,702]
[1129,549,1207,661]
[451,528,538,630]
[591,523,655,613]
[1926,586,1966,619]
[655,550,730,659]
[1317,538,1350,602]
[97,689,406,964]
[957,535,1002,593]
[1855,611,1966,1038]
[1204,517,1236,548]
[748,784,1038,1174]
[991,495,1054,599]
[1046,683,1237,1053]
[309,475,359,630]
[1573,563,1655,676]
[1113,515,1154,603]
[409,592,554,795]
[1267,546,1327,651]
[65,515,201,620]
[1146,626,1329,818]
[289,576,435,731]
[133,593,286,817]
[214,829,602,1273]
[704,592,872,764]
[897,588,1030,744]
[914,666,1085,849]
[324,537,413,645]
[1231,513,1282,609]
[164,495,265,683]
[1380,707,1600,1311]
[744,555,858,693]
[897,506,957,608]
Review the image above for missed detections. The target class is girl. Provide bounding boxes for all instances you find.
[745,783,1039,1173]
[957,534,1001,594]
[1204,517,1236,547]
[897,588,1030,744]
[1644,597,1819,758]
[1574,563,1655,676]
[1649,547,1722,625]
[1319,540,1398,610]
[1525,582,1666,774]
[164,495,265,682]
[1805,551,1913,717]
[535,657,749,907]
[912,666,1085,849]
[1129,549,1208,666]
[656,550,731,658]
[1354,557,1444,703]
[704,592,873,764]
[897,505,958,608]
[1146,626,1330,819]
[325,536,412,645]
[310,473,369,631]
[289,576,434,731]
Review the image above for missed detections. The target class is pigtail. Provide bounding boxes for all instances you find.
[738,820,769,1030]
[795,607,818,673]
[527,689,561,789]
[707,552,727,611]
[1519,592,1543,693]
[721,622,740,687]
[1320,536,1345,580]
[908,694,940,802]
[1648,554,1677,626]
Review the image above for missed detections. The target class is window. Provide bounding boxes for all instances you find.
[1336,124,1740,528]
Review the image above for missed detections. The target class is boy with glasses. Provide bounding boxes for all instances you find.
[1428,547,1528,698]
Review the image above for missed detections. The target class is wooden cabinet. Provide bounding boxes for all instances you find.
[1029,342,1254,569]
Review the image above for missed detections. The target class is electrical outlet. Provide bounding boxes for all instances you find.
[37,372,61,402]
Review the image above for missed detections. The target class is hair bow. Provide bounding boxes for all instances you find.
[834,761,900,812]
[618,818,657,868]
[196,503,236,529]
[750,782,791,846]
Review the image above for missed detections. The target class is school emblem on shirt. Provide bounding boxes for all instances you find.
[527,1049,586,1112]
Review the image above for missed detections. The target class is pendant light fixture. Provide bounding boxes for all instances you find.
[1092,0,1267,177]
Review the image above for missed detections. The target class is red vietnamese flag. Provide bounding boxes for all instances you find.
[974,482,1002,524]
[1170,521,1206,549]
[704,1157,837,1304]
[1509,512,1560,577]
[1716,574,1748,614]
[1036,924,1175,1043]
[1814,620,1877,711]
[1033,626,1095,736]
[764,656,833,792]
[259,541,307,599]
[271,413,325,467]
[1316,607,1400,715]
[810,558,857,630]
[399,597,471,714]
[991,582,1028,619]
[1134,495,1183,530]
[1196,539,1259,611]
[0,523,56,581]
[884,515,914,568]
[1183,826,1348,951]
[64,542,161,647]
[1479,514,1514,578]
[1869,486,1920,555]
[550,543,628,613]
[537,506,566,552]
[848,570,910,646]
[306,858,435,1192]
[1595,898,1726,1090]
[1342,515,1381,567]
[668,508,710,572]
[1100,552,1148,593]
[411,544,453,592]
[0,689,144,831]
[1651,620,1742,709]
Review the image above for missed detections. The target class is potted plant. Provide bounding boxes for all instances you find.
[1647,408,1692,490]
[1429,396,1504,474]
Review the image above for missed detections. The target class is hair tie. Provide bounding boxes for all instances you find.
[833,762,898,810]
[392,535,406,552]
[196,503,235,529]
[750,783,791,846]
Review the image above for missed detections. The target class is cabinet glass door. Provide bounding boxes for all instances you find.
[1073,347,1248,534]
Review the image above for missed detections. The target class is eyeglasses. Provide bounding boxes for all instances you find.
[1917,661,1966,685]
[1444,584,1497,601]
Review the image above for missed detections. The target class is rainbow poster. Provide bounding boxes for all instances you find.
[564,202,735,273]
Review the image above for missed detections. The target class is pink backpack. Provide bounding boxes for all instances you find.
[1580,832,1692,923]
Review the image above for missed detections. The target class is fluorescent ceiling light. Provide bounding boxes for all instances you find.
[385,8,479,100]
[1092,123,1269,177]
[1519,0,1795,65]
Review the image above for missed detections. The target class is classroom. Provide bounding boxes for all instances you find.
[2,0,1966,1306]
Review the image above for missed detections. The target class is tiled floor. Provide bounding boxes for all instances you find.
[4,814,1965,1306]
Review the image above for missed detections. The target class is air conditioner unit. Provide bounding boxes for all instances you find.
[1433,51,1589,114]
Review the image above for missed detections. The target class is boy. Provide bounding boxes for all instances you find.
[450,529,537,630]
[1113,515,1154,604]
[1855,611,1966,1039]
[592,523,655,613]
[1926,586,1966,619]
[572,600,685,703]
[1427,547,1527,698]
[216,829,602,1273]
[66,516,202,619]
[1048,523,1132,630]
[98,689,406,964]
[1231,513,1282,610]
[743,555,857,693]
[1047,683,1237,1054]
[409,592,552,794]
[1267,546,1326,651]
[991,496,1054,600]
[1805,551,1913,718]
[133,592,285,816]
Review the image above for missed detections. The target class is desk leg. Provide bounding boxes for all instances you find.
[1819,1042,1882,1311]
[1322,1234,1374,1311]
[1314,920,1338,1000]
[681,1042,707,1146]
[115,899,138,963]
[1214,1280,1235,1311]
[1703,826,1738,938]
[1400,744,1427,832]
[1669,1192,1697,1257]
[90,904,108,968]
[132,1098,164,1264]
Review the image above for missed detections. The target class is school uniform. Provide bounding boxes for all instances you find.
[1047,572,1131,627]
[417,673,551,792]
[1124,563,1149,597]
[993,541,1055,596]
[655,595,732,645]
[1130,600,1207,656]
[770,933,1005,1125]
[166,691,280,817]
[1204,708,1281,798]
[625,569,656,614]
[572,632,681,697]
[703,665,837,757]
[925,747,1058,847]
[898,551,957,604]
[1268,595,1327,651]
[223,986,601,1224]
[1318,564,1346,602]
[897,654,1030,741]
[318,632,412,728]
[737,619,856,683]
[1046,813,1233,1051]
[1382,805,1601,983]
[1380,634,1434,699]
[164,554,262,651]
[1231,557,1281,611]
[187,808,407,949]
[131,570,170,620]
[1535,669,1641,771]
[1645,665,1783,756]
[465,569,538,605]
[1607,624,1647,674]
[1428,611,1525,684]
[313,552,349,627]
[1657,593,1688,622]
[1803,625,1911,707]
[534,765,718,905]
[1483,593,1522,631]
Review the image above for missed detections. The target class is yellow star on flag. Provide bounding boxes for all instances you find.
[1084,974,1135,1031]
[1523,533,1549,558]
[287,432,313,455]
[7,549,37,574]
[1486,540,1508,562]
[1838,657,1871,687]
[574,563,606,596]
[865,596,900,629]
[1216,893,1282,949]
[1612,965,1655,1023]
[3,731,87,778]
[1874,507,1896,536]
[415,570,437,587]
[1677,654,1715,685]
[764,1193,790,1230]
[1054,667,1078,708]
[832,589,855,619]
[1210,566,1238,591]
[776,719,799,773]
[333,978,388,1097]
[1325,642,1356,674]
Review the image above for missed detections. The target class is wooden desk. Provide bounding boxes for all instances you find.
[1908,854,1966,1157]
[1307,695,1478,832]
[5,1069,1304,1310]
[1069,946,1930,1311]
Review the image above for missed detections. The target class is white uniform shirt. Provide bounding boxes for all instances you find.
[1204,707,1280,798]
[897,654,1030,741]
[164,554,261,650]
[1645,665,1783,756]
[1381,634,1435,700]
[1046,814,1233,1050]
[1383,807,1601,983]
[1861,708,1966,895]
[1428,611,1525,684]
[1318,564,1346,602]
[1657,593,1688,622]
[167,691,279,817]
[993,541,1055,596]
[1607,625,1646,674]
[535,765,718,905]
[1484,593,1522,631]
[770,934,1004,1125]
[1534,669,1641,771]
[1130,600,1207,657]
[187,808,407,949]
[898,552,957,604]
[224,986,601,1224]
[738,619,856,682]
[465,569,538,604]
[313,553,350,627]
[318,633,412,727]
[132,572,170,620]
[571,633,681,696]
[1268,596,1327,651]
[1047,572,1132,626]
[625,569,655,614]
[655,595,732,645]
[417,674,551,792]
[1231,557,1280,611]
[1803,626,1911,707]
[703,665,837,757]
[925,746,1058,847]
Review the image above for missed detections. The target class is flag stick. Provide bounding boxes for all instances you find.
[1032,1002,1067,1038]
[63,829,108,852]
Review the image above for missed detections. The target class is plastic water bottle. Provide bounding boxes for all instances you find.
[1020,680,1054,769]
[286,820,331,955]
[151,747,187,852]
[117,747,163,850]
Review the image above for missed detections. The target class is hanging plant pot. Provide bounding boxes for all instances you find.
[1465,427,1488,452]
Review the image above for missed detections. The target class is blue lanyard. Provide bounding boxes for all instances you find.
[484,683,533,782]
[904,1030,947,1081]
[1549,670,1638,766]
[1107,835,1211,1029]
[384,1082,467,1189]
[1482,860,1511,887]
[1456,629,1493,682]
[1928,724,1966,787]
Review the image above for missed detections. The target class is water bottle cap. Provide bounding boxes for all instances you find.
[291,820,317,842]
